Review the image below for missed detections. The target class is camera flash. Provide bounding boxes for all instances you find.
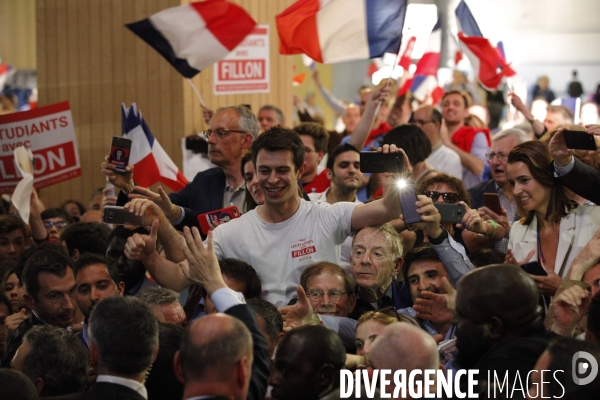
[397,179,407,189]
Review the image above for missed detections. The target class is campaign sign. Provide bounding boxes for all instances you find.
[0,101,81,194]
[213,25,270,94]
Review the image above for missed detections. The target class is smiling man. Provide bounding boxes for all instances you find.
[300,262,356,317]
[468,129,528,253]
[128,127,405,306]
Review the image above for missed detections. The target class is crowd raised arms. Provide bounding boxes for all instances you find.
[3,59,600,399]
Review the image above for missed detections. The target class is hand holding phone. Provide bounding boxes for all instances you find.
[398,180,421,224]
[484,193,502,215]
[102,205,145,226]
[563,129,598,150]
[108,136,132,175]
[521,261,548,276]
[198,206,241,235]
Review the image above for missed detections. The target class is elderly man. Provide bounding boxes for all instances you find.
[544,105,574,132]
[300,262,356,317]
[468,128,529,253]
[136,287,187,328]
[104,105,259,230]
[413,105,462,179]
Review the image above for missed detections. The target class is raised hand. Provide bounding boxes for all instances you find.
[178,227,225,295]
[124,219,158,262]
[278,285,319,333]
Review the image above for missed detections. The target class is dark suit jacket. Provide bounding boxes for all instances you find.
[467,179,498,210]
[47,382,146,400]
[558,158,600,205]
[2,313,43,367]
[168,167,226,230]
[226,304,270,400]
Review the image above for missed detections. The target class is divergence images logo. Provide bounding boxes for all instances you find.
[572,351,598,386]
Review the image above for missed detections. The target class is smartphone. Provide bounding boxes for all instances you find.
[185,135,208,153]
[109,136,132,174]
[521,261,548,276]
[102,205,145,226]
[483,193,502,215]
[198,206,241,235]
[434,203,466,223]
[398,180,421,224]
[563,130,597,150]
[360,151,403,173]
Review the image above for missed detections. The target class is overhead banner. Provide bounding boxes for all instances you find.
[213,25,270,94]
[0,101,81,194]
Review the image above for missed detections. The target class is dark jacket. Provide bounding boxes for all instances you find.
[2,313,44,367]
[468,179,498,210]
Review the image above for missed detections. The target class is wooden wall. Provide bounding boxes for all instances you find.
[33,0,294,208]
[0,0,36,69]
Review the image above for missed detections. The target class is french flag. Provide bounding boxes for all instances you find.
[276,0,407,64]
[126,0,256,78]
[398,35,416,69]
[455,0,515,90]
[410,18,441,102]
[122,104,188,192]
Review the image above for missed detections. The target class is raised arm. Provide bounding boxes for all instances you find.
[348,86,390,149]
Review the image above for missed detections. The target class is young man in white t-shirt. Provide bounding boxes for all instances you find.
[126,127,413,306]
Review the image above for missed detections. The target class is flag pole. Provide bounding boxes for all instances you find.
[186,78,206,107]
[369,49,403,135]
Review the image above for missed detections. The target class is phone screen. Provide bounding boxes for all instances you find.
[109,136,132,174]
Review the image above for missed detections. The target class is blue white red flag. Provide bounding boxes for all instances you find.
[455,0,515,90]
[122,104,187,191]
[126,0,256,78]
[276,0,407,64]
[410,19,441,101]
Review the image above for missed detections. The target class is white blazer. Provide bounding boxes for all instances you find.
[508,204,600,277]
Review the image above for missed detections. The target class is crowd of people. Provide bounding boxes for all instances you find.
[1,68,600,400]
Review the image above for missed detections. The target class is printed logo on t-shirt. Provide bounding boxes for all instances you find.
[291,237,316,259]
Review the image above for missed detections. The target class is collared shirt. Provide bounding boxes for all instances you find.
[222,181,246,209]
[495,182,518,253]
[96,375,148,399]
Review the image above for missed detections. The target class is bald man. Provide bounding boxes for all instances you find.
[176,227,269,400]
[453,265,555,390]
[368,323,440,397]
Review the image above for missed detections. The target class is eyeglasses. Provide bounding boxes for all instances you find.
[423,190,460,204]
[306,289,346,302]
[414,119,433,126]
[44,221,67,229]
[486,152,509,162]
[200,128,247,141]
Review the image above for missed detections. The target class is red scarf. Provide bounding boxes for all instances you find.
[364,122,393,147]
[451,126,491,153]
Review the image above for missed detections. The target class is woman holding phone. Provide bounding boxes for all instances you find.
[506,140,600,295]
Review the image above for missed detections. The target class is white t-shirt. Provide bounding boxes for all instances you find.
[427,144,462,179]
[308,189,363,273]
[212,199,359,306]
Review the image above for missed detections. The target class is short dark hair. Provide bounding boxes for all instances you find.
[145,323,185,400]
[279,325,345,371]
[0,214,26,237]
[402,244,441,281]
[382,125,432,165]
[0,293,13,315]
[430,108,442,125]
[61,222,111,258]
[61,200,86,216]
[259,104,285,124]
[74,253,121,286]
[241,152,258,211]
[0,369,38,400]
[22,249,74,300]
[89,296,159,375]
[21,325,89,396]
[220,258,262,299]
[326,143,360,171]
[179,315,252,382]
[294,122,329,154]
[442,90,469,109]
[40,207,72,223]
[247,298,283,343]
[251,126,305,172]
[468,248,506,268]
[300,262,355,296]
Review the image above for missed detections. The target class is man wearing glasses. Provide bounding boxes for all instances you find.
[467,129,529,253]
[110,105,259,231]
[413,105,462,180]
[299,262,356,318]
